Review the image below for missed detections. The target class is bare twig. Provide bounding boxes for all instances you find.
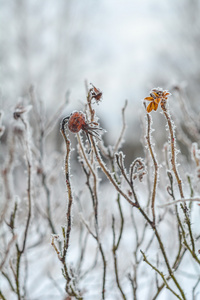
[158,198,200,207]
[141,250,183,300]
[114,100,128,152]
[145,112,158,227]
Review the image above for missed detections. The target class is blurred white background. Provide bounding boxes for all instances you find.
[1,0,200,140]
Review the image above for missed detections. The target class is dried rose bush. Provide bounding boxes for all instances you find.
[0,84,200,300]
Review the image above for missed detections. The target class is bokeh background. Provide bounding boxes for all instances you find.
[1,0,200,142]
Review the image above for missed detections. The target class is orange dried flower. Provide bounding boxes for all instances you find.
[144,88,171,113]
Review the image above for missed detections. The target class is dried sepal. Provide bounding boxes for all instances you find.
[89,83,103,103]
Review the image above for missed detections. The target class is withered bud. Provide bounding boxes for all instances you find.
[130,158,146,182]
[90,83,103,102]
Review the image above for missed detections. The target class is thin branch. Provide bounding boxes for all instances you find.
[0,235,17,270]
[161,99,195,255]
[158,198,200,207]
[145,112,158,227]
[114,100,128,152]
[141,250,183,300]
[112,216,127,300]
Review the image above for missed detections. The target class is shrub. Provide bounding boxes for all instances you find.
[0,84,200,299]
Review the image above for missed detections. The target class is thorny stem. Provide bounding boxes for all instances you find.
[162,171,187,298]
[146,113,158,227]
[82,85,106,299]
[84,87,101,226]
[161,102,184,199]
[60,129,73,261]
[161,101,196,255]
[128,127,186,299]
[77,133,98,224]
[77,133,107,299]
[58,127,83,299]
[90,137,137,207]
[167,172,184,271]
[90,124,186,297]
[142,116,153,210]
[91,136,154,229]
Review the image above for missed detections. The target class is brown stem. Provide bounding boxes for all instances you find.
[112,216,127,300]
[161,101,195,255]
[90,137,136,207]
[146,113,158,227]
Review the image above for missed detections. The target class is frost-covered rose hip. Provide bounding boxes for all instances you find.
[61,111,103,148]
[67,111,86,133]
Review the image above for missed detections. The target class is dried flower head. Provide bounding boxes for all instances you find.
[61,111,103,149]
[90,83,103,103]
[144,88,171,113]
